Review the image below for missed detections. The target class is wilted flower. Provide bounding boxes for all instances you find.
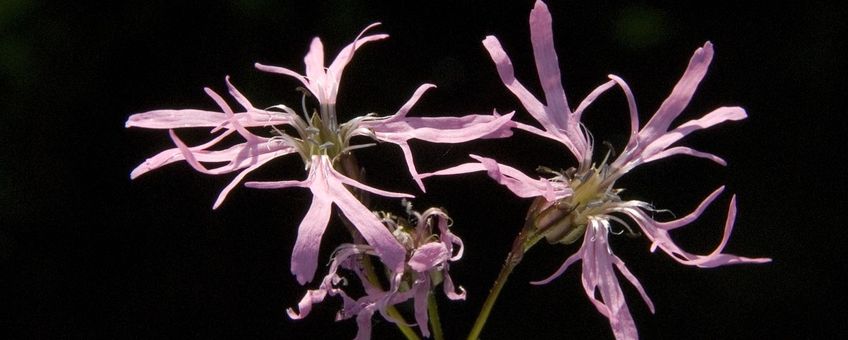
[424,1,770,339]
[127,23,513,284]
[287,204,465,340]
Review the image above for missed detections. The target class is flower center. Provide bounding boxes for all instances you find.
[530,164,622,245]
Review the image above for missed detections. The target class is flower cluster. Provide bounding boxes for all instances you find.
[288,203,465,339]
[128,2,768,339]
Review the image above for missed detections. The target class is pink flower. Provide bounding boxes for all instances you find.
[426,1,770,339]
[127,24,513,285]
[255,23,515,190]
[287,206,465,339]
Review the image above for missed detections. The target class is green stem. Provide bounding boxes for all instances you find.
[466,251,519,340]
[387,307,421,340]
[428,293,444,340]
[467,220,544,340]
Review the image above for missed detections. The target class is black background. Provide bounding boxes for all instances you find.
[1,0,844,339]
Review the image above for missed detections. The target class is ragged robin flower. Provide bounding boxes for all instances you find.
[424,1,771,339]
[127,23,513,285]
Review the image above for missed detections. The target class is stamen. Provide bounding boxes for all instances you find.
[607,215,639,237]
[296,87,312,121]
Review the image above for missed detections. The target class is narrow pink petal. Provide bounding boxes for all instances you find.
[168,130,218,175]
[431,210,464,260]
[482,36,551,129]
[419,162,489,179]
[202,88,262,143]
[202,87,234,114]
[442,271,467,300]
[291,191,333,285]
[385,83,436,121]
[580,222,612,318]
[322,160,405,274]
[129,130,235,178]
[606,75,640,144]
[611,254,655,314]
[468,154,569,200]
[254,62,312,93]
[422,155,569,200]
[642,41,715,137]
[625,196,772,268]
[641,106,746,159]
[408,243,449,272]
[243,179,308,189]
[374,112,516,144]
[287,288,328,320]
[304,37,325,87]
[530,251,581,285]
[589,221,639,340]
[397,141,426,191]
[131,148,185,179]
[413,280,432,338]
[676,106,747,132]
[224,76,256,112]
[656,186,725,230]
[212,154,283,209]
[573,79,616,121]
[529,0,571,123]
[643,146,726,166]
[513,121,570,146]
[692,196,772,267]
[327,23,389,90]
[333,166,414,198]
[353,305,376,340]
[126,109,229,129]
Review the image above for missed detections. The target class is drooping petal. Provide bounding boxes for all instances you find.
[442,269,467,300]
[622,193,772,268]
[397,142,426,191]
[586,220,640,340]
[292,185,333,285]
[320,159,406,275]
[333,167,414,199]
[530,250,581,285]
[412,278,432,338]
[408,242,450,272]
[354,305,377,340]
[611,254,655,314]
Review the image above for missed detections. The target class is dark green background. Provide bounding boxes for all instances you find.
[1,0,843,338]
